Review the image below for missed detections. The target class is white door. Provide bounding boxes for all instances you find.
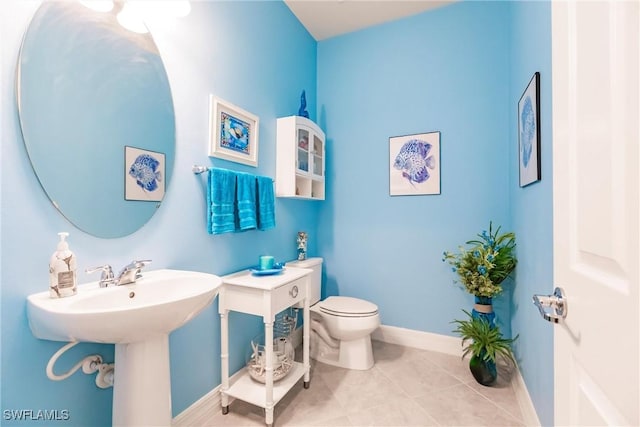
[551,1,639,425]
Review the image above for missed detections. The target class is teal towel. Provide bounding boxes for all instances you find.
[236,172,257,231]
[208,168,237,235]
[257,175,275,230]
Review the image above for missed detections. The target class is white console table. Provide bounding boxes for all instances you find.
[219,267,311,426]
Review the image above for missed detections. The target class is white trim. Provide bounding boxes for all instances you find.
[512,363,543,427]
[174,324,539,426]
[172,386,219,427]
[172,369,242,427]
[371,324,462,355]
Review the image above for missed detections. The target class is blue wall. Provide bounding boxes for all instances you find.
[508,2,554,426]
[317,1,513,336]
[2,1,554,426]
[1,1,317,425]
[317,1,553,425]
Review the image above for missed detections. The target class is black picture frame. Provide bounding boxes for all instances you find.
[518,72,541,187]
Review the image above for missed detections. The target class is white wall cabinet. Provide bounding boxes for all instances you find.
[276,116,325,200]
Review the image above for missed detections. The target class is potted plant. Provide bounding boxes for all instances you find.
[452,310,518,386]
[443,222,517,324]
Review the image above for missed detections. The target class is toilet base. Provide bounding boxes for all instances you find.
[310,332,374,370]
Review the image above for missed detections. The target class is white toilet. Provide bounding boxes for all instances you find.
[286,257,380,370]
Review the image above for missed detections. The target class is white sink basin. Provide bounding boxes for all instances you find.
[26,268,222,427]
[27,269,222,344]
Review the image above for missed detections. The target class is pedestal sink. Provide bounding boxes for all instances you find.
[27,269,222,427]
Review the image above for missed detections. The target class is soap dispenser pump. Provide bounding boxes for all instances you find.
[49,232,77,298]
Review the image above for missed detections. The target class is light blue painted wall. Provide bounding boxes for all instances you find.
[317,2,554,425]
[1,1,317,425]
[316,1,514,337]
[508,2,554,426]
[2,1,555,426]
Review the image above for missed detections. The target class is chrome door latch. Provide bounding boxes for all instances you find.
[532,287,567,323]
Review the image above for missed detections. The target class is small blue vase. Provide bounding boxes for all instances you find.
[471,296,496,328]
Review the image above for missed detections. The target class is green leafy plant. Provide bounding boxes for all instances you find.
[443,221,517,297]
[451,310,518,365]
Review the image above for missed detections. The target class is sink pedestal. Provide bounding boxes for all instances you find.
[113,335,172,426]
[26,269,223,427]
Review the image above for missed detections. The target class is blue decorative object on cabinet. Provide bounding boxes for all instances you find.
[297,231,307,260]
[298,90,309,118]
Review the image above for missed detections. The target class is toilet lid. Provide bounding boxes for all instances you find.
[319,296,378,317]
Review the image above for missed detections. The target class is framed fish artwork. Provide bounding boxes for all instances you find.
[518,72,541,187]
[125,146,165,202]
[389,131,441,196]
[208,95,259,167]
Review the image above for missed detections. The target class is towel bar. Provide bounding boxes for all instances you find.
[192,165,209,174]
[192,165,274,182]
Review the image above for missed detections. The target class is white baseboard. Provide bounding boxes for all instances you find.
[371,324,462,355]
[512,363,542,426]
[171,380,220,426]
[171,368,244,427]
[174,324,539,426]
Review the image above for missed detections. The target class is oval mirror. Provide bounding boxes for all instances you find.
[17,1,175,238]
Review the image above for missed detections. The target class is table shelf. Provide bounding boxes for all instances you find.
[225,362,306,408]
[219,267,312,426]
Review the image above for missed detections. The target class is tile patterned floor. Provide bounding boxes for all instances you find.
[206,340,525,426]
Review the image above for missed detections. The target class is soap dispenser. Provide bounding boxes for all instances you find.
[49,232,77,298]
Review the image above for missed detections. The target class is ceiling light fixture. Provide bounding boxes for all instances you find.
[116,2,148,34]
[79,0,114,13]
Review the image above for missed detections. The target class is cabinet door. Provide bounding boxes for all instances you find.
[311,133,324,178]
[296,127,310,174]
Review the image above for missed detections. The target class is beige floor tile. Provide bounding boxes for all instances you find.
[464,363,524,423]
[305,415,353,426]
[420,348,477,384]
[375,353,464,397]
[204,341,526,426]
[274,376,349,426]
[371,341,430,368]
[319,364,405,400]
[346,393,439,426]
[413,382,524,426]
[206,399,269,426]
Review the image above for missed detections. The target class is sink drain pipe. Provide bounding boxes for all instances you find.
[46,341,115,388]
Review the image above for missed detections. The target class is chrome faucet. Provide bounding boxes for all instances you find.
[115,260,152,286]
[85,265,115,288]
[86,259,151,287]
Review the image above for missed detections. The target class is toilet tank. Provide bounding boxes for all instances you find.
[285,257,322,305]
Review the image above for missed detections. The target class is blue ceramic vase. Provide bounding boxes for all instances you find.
[471,295,496,328]
[469,353,497,386]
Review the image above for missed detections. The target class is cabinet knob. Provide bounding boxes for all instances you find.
[289,285,299,298]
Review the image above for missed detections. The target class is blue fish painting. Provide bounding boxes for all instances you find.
[128,154,162,192]
[393,139,436,185]
[520,95,535,168]
[221,112,250,154]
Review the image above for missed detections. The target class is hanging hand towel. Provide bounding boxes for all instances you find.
[236,172,257,231]
[256,175,276,230]
[207,168,237,235]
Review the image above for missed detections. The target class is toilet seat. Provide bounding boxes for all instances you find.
[318,296,378,318]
